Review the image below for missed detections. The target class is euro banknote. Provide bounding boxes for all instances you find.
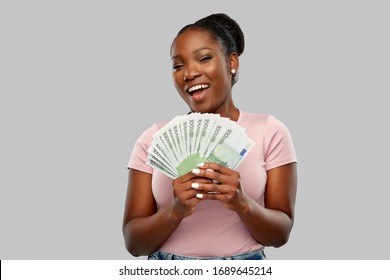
[147,113,254,179]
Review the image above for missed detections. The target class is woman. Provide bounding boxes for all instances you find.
[123,13,297,260]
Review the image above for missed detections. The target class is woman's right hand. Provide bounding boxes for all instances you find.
[170,171,208,220]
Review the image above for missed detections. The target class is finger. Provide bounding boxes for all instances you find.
[196,164,242,187]
[195,192,226,201]
[192,178,215,184]
[191,181,228,194]
[192,167,220,183]
[191,167,228,184]
[174,187,200,201]
[174,169,203,184]
[197,162,236,176]
[174,176,215,194]
[174,168,217,186]
[172,180,192,191]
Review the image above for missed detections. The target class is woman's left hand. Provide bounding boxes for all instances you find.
[191,162,249,212]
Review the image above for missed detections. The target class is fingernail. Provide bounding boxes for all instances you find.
[206,168,214,172]
[192,168,200,174]
[196,193,204,199]
[213,180,220,184]
[191,182,200,189]
[197,162,205,167]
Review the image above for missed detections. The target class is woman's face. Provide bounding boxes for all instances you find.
[171,29,237,115]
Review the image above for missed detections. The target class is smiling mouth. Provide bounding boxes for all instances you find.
[187,84,210,95]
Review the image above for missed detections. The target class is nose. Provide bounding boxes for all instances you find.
[183,64,201,81]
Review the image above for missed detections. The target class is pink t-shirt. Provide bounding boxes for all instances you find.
[127,111,297,257]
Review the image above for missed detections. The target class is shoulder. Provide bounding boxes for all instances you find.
[239,111,294,149]
[135,118,172,144]
[127,118,172,172]
[240,112,297,168]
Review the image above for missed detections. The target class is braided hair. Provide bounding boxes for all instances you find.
[174,13,245,85]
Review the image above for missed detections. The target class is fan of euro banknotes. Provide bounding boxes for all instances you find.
[146,113,255,179]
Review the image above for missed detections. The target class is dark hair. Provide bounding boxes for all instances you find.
[174,13,245,85]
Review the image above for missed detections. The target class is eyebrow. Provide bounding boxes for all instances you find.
[171,47,213,60]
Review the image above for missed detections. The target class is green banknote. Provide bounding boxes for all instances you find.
[147,113,254,179]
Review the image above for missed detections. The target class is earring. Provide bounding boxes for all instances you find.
[231,69,236,74]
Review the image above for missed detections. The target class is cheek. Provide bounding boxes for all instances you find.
[205,63,219,76]
[172,74,182,91]
[206,62,228,82]
[172,75,188,100]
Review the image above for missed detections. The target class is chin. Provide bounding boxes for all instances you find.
[188,104,214,114]
[189,108,208,114]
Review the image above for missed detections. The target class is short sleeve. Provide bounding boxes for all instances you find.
[264,115,297,171]
[127,125,157,174]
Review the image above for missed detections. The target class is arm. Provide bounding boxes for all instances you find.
[238,163,297,247]
[122,169,203,256]
[192,162,297,247]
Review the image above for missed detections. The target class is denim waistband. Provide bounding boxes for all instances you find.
[148,249,266,260]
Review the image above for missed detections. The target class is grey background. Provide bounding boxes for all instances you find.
[1,0,389,260]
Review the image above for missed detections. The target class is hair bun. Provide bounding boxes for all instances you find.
[197,13,245,56]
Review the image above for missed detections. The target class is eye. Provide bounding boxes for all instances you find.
[172,63,183,70]
[200,55,212,62]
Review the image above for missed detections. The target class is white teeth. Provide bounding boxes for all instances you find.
[188,84,209,93]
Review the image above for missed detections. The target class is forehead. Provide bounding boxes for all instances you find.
[171,29,221,57]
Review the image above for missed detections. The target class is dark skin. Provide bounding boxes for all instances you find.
[122,29,297,256]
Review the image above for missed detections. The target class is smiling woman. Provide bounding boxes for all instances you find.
[171,28,237,115]
[170,15,243,118]
[122,13,298,260]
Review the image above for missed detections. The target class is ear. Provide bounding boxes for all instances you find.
[229,52,239,72]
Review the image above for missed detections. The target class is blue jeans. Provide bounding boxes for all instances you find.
[148,249,266,260]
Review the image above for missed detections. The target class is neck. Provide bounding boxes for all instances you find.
[217,106,239,121]
[188,97,240,121]
[215,97,239,121]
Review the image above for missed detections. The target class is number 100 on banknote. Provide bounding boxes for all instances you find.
[146,113,254,179]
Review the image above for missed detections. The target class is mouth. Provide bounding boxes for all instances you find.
[187,84,210,96]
